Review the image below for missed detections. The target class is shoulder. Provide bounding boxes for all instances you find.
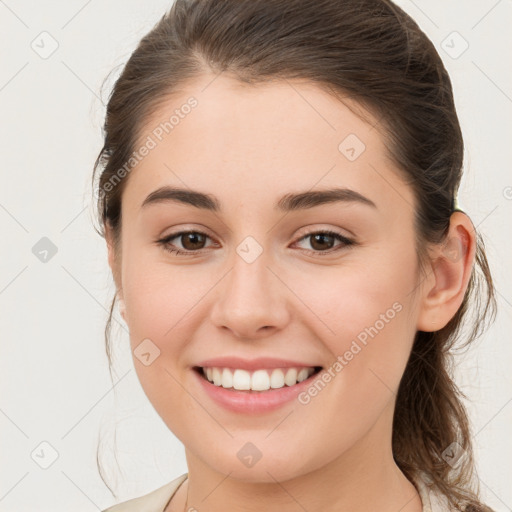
[409,471,452,512]
[101,473,188,512]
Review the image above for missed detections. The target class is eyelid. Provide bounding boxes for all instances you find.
[160,224,353,242]
[294,224,354,240]
[157,225,356,257]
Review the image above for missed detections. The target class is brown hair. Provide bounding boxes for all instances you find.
[92,0,497,509]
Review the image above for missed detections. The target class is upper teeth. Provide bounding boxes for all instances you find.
[202,367,316,391]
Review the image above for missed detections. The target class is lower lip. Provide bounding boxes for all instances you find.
[192,367,322,414]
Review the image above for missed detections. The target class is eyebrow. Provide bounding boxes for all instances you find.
[140,186,377,212]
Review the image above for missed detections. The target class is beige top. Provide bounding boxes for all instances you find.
[101,471,453,511]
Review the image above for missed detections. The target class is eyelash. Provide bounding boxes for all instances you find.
[156,229,356,257]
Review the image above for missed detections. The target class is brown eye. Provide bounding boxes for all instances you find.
[157,229,355,257]
[179,232,207,250]
[294,230,355,256]
[157,230,213,255]
[309,233,336,251]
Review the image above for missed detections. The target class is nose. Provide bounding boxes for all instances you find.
[210,251,290,340]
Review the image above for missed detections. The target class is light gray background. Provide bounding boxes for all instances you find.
[1,1,511,510]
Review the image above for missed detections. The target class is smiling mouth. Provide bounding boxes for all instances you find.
[193,365,323,392]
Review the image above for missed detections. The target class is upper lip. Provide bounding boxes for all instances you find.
[194,357,322,371]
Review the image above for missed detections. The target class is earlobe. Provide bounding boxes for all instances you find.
[118,296,127,321]
[104,222,126,320]
[416,212,476,332]
[105,222,116,273]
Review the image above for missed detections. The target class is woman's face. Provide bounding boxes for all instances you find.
[110,74,427,482]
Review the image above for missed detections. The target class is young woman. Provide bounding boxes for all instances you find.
[94,0,497,510]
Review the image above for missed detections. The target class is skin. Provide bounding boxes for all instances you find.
[106,73,476,512]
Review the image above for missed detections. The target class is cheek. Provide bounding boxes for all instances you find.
[121,254,219,402]
[121,257,195,412]
[291,244,419,390]
[287,263,418,458]
[121,247,204,339]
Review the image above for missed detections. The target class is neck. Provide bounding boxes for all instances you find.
[171,408,422,512]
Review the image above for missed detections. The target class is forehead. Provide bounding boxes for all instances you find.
[122,74,413,217]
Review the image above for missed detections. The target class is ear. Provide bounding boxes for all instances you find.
[105,222,126,321]
[416,212,476,332]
